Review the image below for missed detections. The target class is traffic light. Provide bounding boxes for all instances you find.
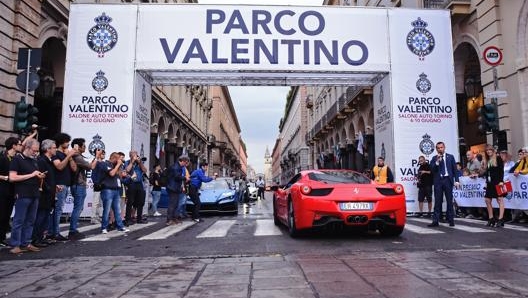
[12,96,38,133]
[26,104,38,129]
[477,103,499,133]
[13,97,28,132]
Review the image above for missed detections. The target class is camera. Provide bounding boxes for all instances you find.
[140,157,147,162]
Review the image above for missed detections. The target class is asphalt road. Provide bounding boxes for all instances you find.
[2,191,527,260]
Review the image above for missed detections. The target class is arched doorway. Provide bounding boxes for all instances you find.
[454,42,485,162]
[34,37,65,140]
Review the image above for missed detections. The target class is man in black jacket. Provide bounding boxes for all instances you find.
[32,139,57,247]
[0,137,22,246]
[166,155,189,225]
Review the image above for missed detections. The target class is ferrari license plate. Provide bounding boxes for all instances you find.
[339,202,373,211]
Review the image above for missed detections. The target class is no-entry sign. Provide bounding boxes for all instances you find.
[483,46,503,66]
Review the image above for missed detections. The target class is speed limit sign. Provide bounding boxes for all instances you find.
[483,46,503,66]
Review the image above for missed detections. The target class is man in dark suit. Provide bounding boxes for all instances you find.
[428,141,460,227]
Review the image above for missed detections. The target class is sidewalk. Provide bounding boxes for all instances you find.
[1,249,528,297]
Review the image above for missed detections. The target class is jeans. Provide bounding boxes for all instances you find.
[101,189,125,231]
[10,197,39,247]
[150,190,161,214]
[50,185,68,236]
[33,208,50,242]
[70,185,87,233]
[177,193,187,217]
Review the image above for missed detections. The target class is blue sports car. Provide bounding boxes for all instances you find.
[186,179,238,215]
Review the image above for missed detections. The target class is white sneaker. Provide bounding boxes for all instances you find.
[101,229,108,234]
[118,228,130,232]
[153,212,162,217]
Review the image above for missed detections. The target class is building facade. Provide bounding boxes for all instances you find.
[278,86,311,184]
[324,0,528,163]
[207,86,244,178]
[271,137,281,185]
[0,0,236,174]
[263,146,272,186]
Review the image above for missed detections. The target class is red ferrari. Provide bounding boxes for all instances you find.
[273,170,406,237]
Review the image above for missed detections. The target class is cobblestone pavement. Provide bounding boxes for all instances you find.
[1,248,528,298]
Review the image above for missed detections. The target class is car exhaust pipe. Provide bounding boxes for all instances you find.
[347,215,368,224]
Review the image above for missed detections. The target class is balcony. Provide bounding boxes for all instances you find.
[306,96,313,109]
[423,0,471,17]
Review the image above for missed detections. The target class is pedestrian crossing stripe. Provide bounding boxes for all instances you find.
[404,223,445,234]
[138,221,195,240]
[79,222,156,242]
[5,217,528,245]
[455,218,528,232]
[254,219,283,236]
[407,218,494,233]
[196,220,236,238]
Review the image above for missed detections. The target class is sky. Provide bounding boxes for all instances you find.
[198,0,323,174]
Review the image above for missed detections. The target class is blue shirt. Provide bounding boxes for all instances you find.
[124,160,145,190]
[97,161,120,189]
[190,168,213,189]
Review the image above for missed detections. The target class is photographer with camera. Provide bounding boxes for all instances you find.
[123,150,148,226]
[69,138,100,240]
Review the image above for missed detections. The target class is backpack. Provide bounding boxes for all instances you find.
[158,168,170,187]
[148,172,156,186]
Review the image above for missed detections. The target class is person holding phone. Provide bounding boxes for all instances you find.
[8,139,46,254]
[32,139,57,248]
[49,133,77,242]
[124,150,148,225]
[69,138,99,240]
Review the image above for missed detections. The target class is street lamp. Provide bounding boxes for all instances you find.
[464,76,481,99]
[36,72,56,99]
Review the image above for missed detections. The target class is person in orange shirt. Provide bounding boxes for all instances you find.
[370,157,394,184]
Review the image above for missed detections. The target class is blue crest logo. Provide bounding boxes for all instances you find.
[88,134,106,157]
[416,73,431,94]
[87,13,118,58]
[92,70,108,94]
[406,18,435,60]
[419,134,435,157]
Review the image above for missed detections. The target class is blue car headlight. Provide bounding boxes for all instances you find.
[218,191,236,204]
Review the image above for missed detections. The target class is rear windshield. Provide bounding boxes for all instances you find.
[308,171,371,184]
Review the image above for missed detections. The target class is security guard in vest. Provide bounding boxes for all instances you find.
[371,156,394,184]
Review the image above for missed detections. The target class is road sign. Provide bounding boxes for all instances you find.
[16,70,40,92]
[485,90,508,98]
[483,46,503,66]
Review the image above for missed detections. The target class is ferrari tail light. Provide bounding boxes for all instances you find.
[393,185,404,194]
[300,185,312,195]
[376,185,405,196]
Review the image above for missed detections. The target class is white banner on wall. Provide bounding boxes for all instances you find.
[62,5,139,216]
[387,10,459,212]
